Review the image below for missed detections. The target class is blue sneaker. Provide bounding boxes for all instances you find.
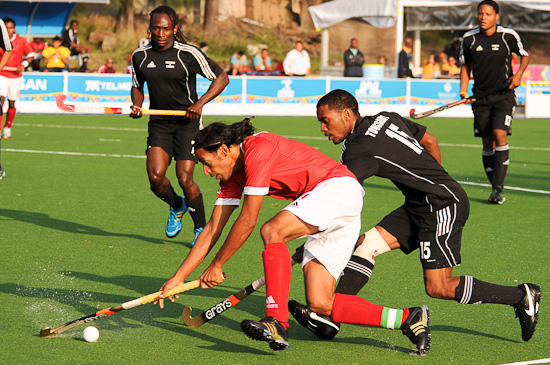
[165,199,187,238]
[191,227,203,246]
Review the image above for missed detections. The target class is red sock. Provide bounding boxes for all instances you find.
[263,242,291,329]
[0,114,3,127]
[332,293,410,329]
[6,108,15,128]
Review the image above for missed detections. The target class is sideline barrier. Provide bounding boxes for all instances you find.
[14,72,535,117]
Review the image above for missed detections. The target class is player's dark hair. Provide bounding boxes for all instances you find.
[478,0,499,14]
[317,89,359,116]
[194,117,256,152]
[3,17,15,26]
[70,19,78,26]
[149,5,187,43]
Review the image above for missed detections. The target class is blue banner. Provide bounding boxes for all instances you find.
[20,73,64,102]
[246,77,326,104]
[330,79,407,104]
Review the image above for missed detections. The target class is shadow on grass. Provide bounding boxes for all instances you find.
[430,324,520,343]
[0,208,185,245]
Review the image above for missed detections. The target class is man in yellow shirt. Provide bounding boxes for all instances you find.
[42,36,70,71]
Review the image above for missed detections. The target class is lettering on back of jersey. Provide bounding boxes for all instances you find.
[165,60,176,69]
[385,123,423,155]
[365,115,389,138]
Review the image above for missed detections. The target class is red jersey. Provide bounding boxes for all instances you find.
[216,132,356,205]
[0,34,34,78]
[97,64,115,73]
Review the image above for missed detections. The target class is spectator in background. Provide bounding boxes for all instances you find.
[42,36,70,72]
[443,37,462,67]
[97,57,115,73]
[61,19,91,72]
[343,38,364,77]
[283,40,310,77]
[0,17,34,140]
[398,36,413,78]
[199,41,208,55]
[29,37,46,70]
[447,56,459,77]
[439,51,450,76]
[377,55,391,78]
[124,55,132,74]
[253,48,272,71]
[230,51,248,75]
[422,53,441,79]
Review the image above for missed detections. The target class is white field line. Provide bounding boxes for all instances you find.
[498,359,550,365]
[13,124,550,151]
[3,148,549,195]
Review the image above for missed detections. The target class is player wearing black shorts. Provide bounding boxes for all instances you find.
[130,6,229,244]
[460,0,530,204]
[288,89,540,343]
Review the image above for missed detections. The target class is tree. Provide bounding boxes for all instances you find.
[203,0,219,36]
[115,0,134,33]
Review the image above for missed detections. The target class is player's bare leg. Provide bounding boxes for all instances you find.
[147,147,187,237]
[176,160,205,243]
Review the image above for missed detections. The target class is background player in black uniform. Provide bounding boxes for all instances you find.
[130,6,229,245]
[460,0,530,204]
[289,89,540,343]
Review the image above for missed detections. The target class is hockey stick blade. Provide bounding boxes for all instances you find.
[55,95,187,116]
[182,259,297,327]
[40,279,200,337]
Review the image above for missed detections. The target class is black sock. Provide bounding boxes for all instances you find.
[493,145,509,192]
[185,193,206,230]
[454,276,524,305]
[152,184,183,210]
[335,255,374,295]
[482,149,495,185]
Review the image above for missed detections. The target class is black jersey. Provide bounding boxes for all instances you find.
[131,41,224,121]
[460,26,528,93]
[0,19,12,52]
[341,112,467,208]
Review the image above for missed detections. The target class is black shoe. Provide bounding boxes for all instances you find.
[288,300,340,340]
[488,189,506,204]
[401,305,431,356]
[241,317,289,351]
[513,283,541,341]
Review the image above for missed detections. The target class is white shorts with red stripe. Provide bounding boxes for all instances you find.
[283,176,365,280]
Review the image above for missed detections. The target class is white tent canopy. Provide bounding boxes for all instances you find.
[309,0,550,69]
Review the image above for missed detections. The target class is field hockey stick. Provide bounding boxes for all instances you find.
[409,82,511,119]
[40,279,200,337]
[55,94,187,116]
[182,259,297,327]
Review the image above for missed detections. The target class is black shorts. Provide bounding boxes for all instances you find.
[377,198,470,270]
[146,117,201,162]
[472,90,516,138]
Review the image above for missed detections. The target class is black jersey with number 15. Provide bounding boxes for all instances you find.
[341,112,467,208]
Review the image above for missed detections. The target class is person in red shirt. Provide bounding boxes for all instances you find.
[0,17,34,139]
[155,118,431,355]
[29,38,46,70]
[97,57,115,73]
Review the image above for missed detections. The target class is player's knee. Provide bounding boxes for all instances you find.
[260,222,280,243]
[307,297,333,316]
[424,280,453,299]
[353,227,391,263]
[147,169,165,187]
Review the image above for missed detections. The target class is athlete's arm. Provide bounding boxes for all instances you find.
[130,86,145,118]
[419,131,442,164]
[156,204,237,308]
[0,50,10,71]
[186,71,229,119]
[200,194,264,288]
[460,63,473,103]
[510,52,530,90]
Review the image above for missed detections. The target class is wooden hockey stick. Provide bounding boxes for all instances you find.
[55,94,187,116]
[182,259,297,327]
[40,279,200,337]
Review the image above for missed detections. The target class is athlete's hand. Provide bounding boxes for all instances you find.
[130,105,143,119]
[509,74,522,90]
[155,276,183,308]
[200,264,225,288]
[186,101,204,119]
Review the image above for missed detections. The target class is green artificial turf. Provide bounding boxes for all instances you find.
[0,114,548,364]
